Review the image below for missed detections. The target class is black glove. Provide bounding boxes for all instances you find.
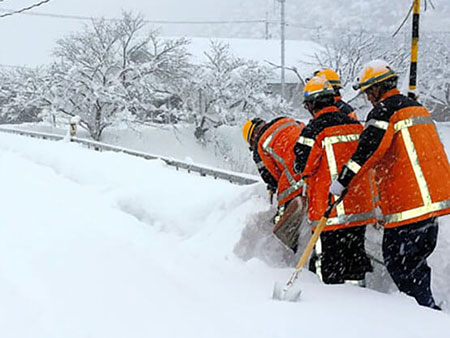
[267,185,277,204]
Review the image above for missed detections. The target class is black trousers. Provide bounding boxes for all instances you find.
[383,217,439,308]
[309,226,373,284]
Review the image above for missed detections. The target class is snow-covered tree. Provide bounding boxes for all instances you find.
[314,30,409,88]
[121,32,193,125]
[419,33,450,121]
[193,40,288,126]
[43,12,192,140]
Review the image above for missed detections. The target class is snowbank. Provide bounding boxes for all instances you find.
[0,131,449,338]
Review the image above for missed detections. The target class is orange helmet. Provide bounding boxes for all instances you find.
[303,76,335,103]
[314,68,342,89]
[242,118,265,144]
[353,60,397,92]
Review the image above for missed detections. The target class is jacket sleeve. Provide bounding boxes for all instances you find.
[253,148,278,191]
[337,102,394,187]
[293,126,319,176]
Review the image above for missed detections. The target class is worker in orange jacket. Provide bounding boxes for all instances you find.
[330,60,450,310]
[243,117,306,252]
[294,76,375,285]
[315,68,380,208]
[314,68,358,120]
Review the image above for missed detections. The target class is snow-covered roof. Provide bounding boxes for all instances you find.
[182,37,324,83]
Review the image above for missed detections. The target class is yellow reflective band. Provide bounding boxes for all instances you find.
[277,180,305,202]
[256,161,265,170]
[270,149,298,187]
[310,211,376,227]
[262,135,273,151]
[297,136,315,147]
[401,127,432,205]
[262,121,304,189]
[324,142,338,181]
[322,134,360,216]
[322,134,359,146]
[394,116,434,133]
[323,137,345,215]
[346,159,362,174]
[262,121,298,150]
[365,119,389,130]
[265,146,293,182]
[384,199,450,224]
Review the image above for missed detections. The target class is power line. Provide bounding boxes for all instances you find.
[285,23,322,30]
[0,7,321,29]
[0,0,54,18]
[0,8,266,24]
[145,19,266,25]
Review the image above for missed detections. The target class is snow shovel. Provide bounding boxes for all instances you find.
[272,196,307,253]
[272,192,347,302]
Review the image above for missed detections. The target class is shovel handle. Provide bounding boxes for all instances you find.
[294,191,347,270]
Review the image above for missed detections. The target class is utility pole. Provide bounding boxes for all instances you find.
[279,0,286,100]
[409,0,420,99]
[278,0,286,99]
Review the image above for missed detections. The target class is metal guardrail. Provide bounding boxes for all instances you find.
[0,126,259,186]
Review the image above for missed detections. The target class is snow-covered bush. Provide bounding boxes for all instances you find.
[0,67,44,124]
[419,32,450,121]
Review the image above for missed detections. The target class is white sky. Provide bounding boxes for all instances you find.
[1,1,449,68]
[0,0,257,67]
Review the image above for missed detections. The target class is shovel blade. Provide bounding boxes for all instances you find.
[272,281,302,302]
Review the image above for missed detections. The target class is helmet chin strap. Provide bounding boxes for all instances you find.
[249,124,263,151]
[374,86,383,102]
[304,101,316,117]
[366,85,383,104]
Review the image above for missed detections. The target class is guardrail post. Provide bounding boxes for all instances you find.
[69,116,81,139]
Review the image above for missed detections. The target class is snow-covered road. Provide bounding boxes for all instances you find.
[0,133,449,338]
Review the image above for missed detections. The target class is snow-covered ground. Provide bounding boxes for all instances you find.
[0,128,450,337]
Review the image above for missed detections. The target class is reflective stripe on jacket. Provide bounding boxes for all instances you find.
[294,106,376,231]
[338,89,450,228]
[257,117,306,206]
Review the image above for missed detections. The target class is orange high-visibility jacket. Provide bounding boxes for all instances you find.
[293,106,376,231]
[338,89,450,228]
[257,117,306,206]
[333,96,379,205]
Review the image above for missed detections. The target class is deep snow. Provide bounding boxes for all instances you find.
[0,129,450,338]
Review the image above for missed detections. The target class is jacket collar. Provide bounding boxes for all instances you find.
[314,105,340,119]
[379,88,400,102]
